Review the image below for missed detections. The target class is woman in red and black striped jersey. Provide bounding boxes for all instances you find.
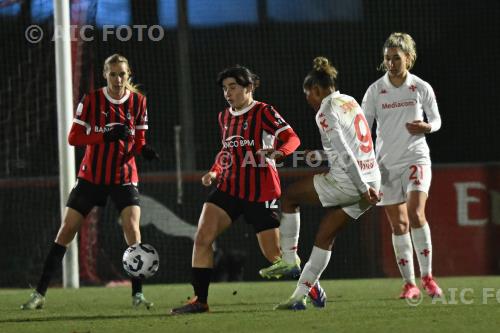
[21,54,159,310]
[170,65,301,315]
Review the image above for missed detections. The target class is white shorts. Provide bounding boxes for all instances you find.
[313,173,381,220]
[378,164,432,206]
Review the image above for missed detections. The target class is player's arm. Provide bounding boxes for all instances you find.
[321,110,369,194]
[68,121,129,146]
[422,82,441,133]
[203,153,223,186]
[68,121,102,146]
[257,106,299,160]
[406,83,441,135]
[258,127,300,160]
[203,111,225,186]
[134,130,159,160]
[361,86,376,129]
[68,95,128,146]
[133,97,159,160]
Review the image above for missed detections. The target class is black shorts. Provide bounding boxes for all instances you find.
[66,178,140,217]
[206,189,280,233]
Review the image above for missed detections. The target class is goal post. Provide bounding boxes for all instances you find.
[53,0,78,288]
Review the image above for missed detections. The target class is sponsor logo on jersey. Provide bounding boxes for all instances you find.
[381,99,417,110]
[94,123,123,133]
[223,135,255,148]
[357,158,375,171]
[95,125,113,133]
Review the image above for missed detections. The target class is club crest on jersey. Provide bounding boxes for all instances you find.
[243,121,248,130]
[409,84,417,92]
[126,113,131,120]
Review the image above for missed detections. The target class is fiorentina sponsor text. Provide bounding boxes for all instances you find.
[382,99,417,109]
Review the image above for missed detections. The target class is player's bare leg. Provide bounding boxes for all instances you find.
[407,191,442,297]
[192,203,231,268]
[385,203,420,299]
[256,228,281,263]
[120,205,141,246]
[260,176,321,279]
[55,207,85,246]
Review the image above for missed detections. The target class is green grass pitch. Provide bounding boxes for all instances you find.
[1,277,499,333]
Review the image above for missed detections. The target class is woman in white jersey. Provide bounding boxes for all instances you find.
[362,32,442,299]
[261,57,381,310]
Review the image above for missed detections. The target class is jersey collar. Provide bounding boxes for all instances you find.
[229,100,257,116]
[383,72,413,88]
[319,90,340,108]
[103,87,131,104]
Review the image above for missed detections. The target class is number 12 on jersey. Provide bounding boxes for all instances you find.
[265,199,278,209]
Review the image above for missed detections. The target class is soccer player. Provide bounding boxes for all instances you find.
[170,65,301,315]
[361,32,442,299]
[262,56,381,310]
[21,54,159,310]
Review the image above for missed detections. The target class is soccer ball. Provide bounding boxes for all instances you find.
[122,243,159,279]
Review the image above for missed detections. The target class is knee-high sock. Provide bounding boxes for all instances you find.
[192,267,212,304]
[392,233,416,285]
[280,212,300,264]
[131,278,143,296]
[411,223,433,277]
[36,243,67,296]
[291,246,331,299]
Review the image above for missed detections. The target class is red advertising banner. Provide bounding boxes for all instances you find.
[380,163,500,277]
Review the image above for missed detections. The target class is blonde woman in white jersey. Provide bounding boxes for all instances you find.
[261,57,381,310]
[362,32,442,299]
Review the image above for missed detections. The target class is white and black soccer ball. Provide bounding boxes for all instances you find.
[122,243,159,279]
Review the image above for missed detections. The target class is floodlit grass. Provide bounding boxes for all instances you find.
[1,277,499,333]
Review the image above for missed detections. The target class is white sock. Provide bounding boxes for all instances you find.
[392,233,416,285]
[280,212,300,264]
[291,246,331,299]
[411,223,433,277]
